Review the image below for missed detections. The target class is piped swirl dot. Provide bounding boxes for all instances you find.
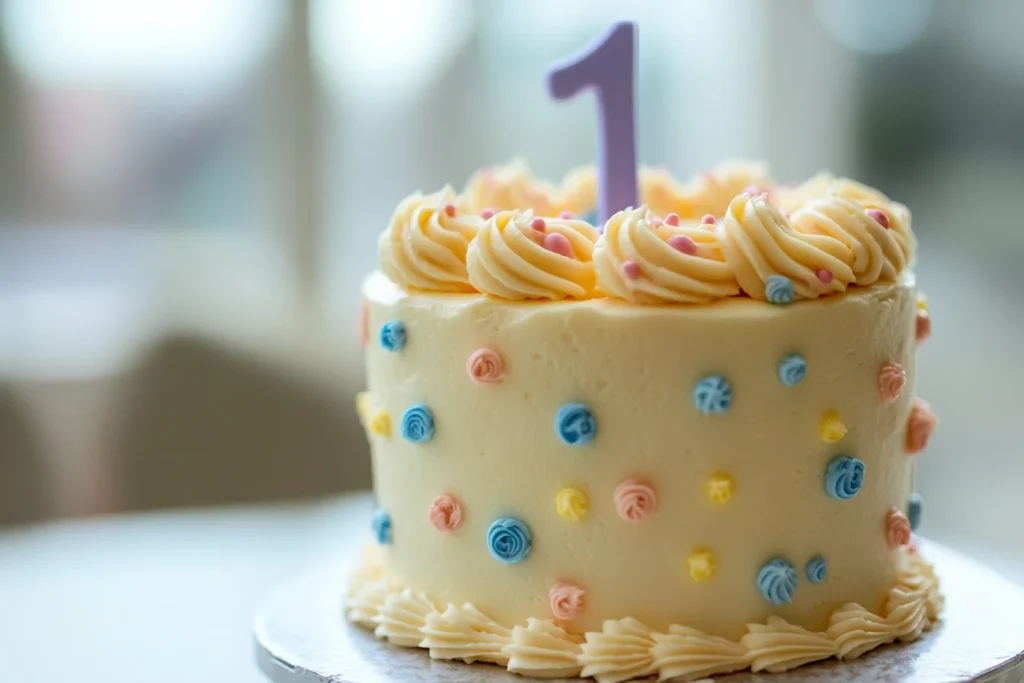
[555,487,589,522]
[886,508,912,549]
[757,557,797,605]
[400,404,435,444]
[687,550,716,582]
[906,399,937,454]
[778,353,807,387]
[555,402,597,446]
[549,582,586,620]
[824,455,865,500]
[379,320,406,352]
[819,410,847,443]
[908,492,923,532]
[765,275,795,305]
[428,494,463,532]
[466,348,505,384]
[877,361,907,405]
[371,508,392,545]
[369,411,391,438]
[915,311,932,343]
[694,374,733,415]
[614,479,657,522]
[805,556,827,584]
[706,474,734,505]
[487,517,532,564]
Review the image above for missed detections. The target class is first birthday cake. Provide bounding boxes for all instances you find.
[347,159,941,682]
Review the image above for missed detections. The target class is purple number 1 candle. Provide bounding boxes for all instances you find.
[547,21,638,225]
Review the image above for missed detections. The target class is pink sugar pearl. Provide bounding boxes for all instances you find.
[817,268,833,284]
[867,209,890,228]
[743,185,767,197]
[480,208,496,219]
[623,260,642,279]
[443,203,456,217]
[668,234,697,255]
[665,213,680,226]
[543,232,575,259]
[700,214,716,225]
[559,210,575,219]
[530,217,547,232]
[651,218,664,228]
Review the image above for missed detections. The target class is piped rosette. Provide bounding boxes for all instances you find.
[720,192,856,301]
[466,210,600,300]
[459,161,560,217]
[594,207,740,304]
[379,186,482,292]
[677,160,774,220]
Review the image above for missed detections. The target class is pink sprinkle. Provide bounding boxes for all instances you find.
[668,235,697,255]
[665,213,680,226]
[443,203,456,217]
[543,232,575,259]
[816,268,834,284]
[623,260,642,279]
[700,214,716,225]
[783,211,791,219]
[868,209,890,229]
[480,208,495,220]
[651,218,663,228]
[743,185,765,196]
[559,210,575,219]
[530,217,547,232]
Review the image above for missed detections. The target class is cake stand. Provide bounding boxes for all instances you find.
[253,540,1024,683]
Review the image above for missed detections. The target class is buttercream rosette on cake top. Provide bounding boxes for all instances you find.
[346,20,939,683]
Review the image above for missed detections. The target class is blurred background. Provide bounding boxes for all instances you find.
[1,0,1022,681]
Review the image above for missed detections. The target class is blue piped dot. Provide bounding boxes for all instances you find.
[765,275,795,305]
[487,517,532,564]
[908,492,923,531]
[778,353,807,386]
[380,320,406,352]
[806,556,827,584]
[400,404,435,444]
[371,508,392,545]
[555,402,597,446]
[694,375,732,415]
[757,557,798,605]
[824,455,865,500]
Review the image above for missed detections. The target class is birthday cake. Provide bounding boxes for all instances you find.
[347,159,941,682]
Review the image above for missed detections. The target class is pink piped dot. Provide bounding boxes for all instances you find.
[651,218,664,228]
[543,232,575,259]
[480,208,496,220]
[743,185,766,197]
[668,235,697,255]
[868,209,890,229]
[783,211,791,219]
[700,214,716,225]
[665,213,680,226]
[443,203,456,217]
[623,260,642,279]
[816,268,834,284]
[530,217,547,232]
[559,210,575,219]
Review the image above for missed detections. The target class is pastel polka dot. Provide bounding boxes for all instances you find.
[380,320,406,352]
[555,487,589,522]
[694,375,732,415]
[400,404,435,444]
[706,474,734,505]
[819,410,847,443]
[778,354,807,386]
[369,411,391,438]
[555,403,597,446]
[687,550,716,582]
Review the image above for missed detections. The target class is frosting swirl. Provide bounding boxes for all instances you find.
[613,479,657,522]
[878,361,907,404]
[400,404,435,444]
[742,616,837,673]
[466,348,504,384]
[720,193,855,301]
[594,207,740,304]
[486,517,532,564]
[824,455,865,499]
[906,399,937,454]
[460,161,559,216]
[467,210,599,300]
[555,402,598,446]
[379,187,481,292]
[679,160,773,219]
[505,619,583,678]
[555,487,589,522]
[549,582,586,620]
[428,494,463,532]
[757,557,798,605]
[650,625,748,680]
[886,508,912,549]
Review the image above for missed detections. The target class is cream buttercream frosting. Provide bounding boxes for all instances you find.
[346,547,940,683]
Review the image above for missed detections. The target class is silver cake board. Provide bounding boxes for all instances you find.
[253,540,1024,683]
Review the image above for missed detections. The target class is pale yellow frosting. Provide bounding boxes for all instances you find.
[346,549,940,682]
[593,206,740,304]
[678,160,773,219]
[379,186,482,293]
[720,192,855,300]
[460,161,560,216]
[466,210,599,300]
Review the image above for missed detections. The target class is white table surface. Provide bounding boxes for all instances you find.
[0,493,372,683]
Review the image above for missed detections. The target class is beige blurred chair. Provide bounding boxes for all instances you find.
[109,334,369,511]
[0,386,49,525]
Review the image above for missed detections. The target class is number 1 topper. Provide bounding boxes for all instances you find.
[547,21,638,226]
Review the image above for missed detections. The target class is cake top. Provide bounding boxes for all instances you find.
[377,161,915,305]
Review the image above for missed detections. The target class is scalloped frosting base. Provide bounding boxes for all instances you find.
[344,546,942,682]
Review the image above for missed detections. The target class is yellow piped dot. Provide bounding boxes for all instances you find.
[355,391,371,426]
[819,410,847,443]
[555,487,589,522]
[369,411,391,438]
[916,293,928,312]
[687,550,716,582]
[706,474,734,505]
